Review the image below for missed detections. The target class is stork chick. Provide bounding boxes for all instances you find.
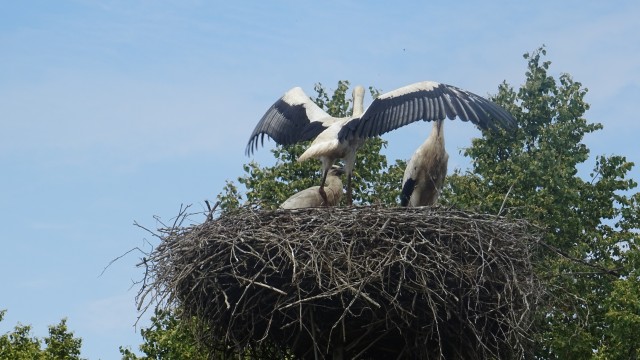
[279,167,345,209]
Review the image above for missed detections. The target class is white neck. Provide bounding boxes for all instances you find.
[429,119,444,142]
[352,85,365,118]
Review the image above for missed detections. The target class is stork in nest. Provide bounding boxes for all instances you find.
[247,81,516,206]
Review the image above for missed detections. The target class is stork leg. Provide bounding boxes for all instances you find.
[318,169,329,206]
[346,173,353,206]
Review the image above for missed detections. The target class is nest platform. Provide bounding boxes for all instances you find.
[138,205,541,359]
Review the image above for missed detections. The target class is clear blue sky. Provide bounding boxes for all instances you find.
[1,1,638,359]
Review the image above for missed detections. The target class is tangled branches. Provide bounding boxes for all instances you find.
[138,205,541,359]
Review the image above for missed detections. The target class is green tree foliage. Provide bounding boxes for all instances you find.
[218,80,405,209]
[119,308,208,360]
[141,48,639,358]
[442,47,640,359]
[120,308,293,359]
[0,310,84,360]
[43,319,83,360]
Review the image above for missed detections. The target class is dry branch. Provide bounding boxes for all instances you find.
[138,205,541,359]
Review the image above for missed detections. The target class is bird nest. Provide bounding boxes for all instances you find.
[137,205,541,359]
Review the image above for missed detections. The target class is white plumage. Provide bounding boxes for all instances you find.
[247,81,516,206]
[279,167,344,209]
[400,120,449,206]
[248,85,364,205]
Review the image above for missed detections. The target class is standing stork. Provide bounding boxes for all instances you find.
[341,81,517,206]
[400,120,448,206]
[247,81,516,206]
[247,85,365,205]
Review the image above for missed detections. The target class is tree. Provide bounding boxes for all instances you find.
[119,309,209,360]
[0,310,84,360]
[135,49,639,358]
[42,319,83,360]
[442,46,640,359]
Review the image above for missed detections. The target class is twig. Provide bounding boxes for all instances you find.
[539,240,621,277]
[498,183,514,216]
[135,205,541,359]
[100,247,146,277]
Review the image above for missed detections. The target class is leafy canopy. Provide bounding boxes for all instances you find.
[131,47,639,359]
[119,309,209,360]
[444,46,640,359]
[0,310,83,360]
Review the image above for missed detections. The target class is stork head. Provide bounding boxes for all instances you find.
[328,165,345,176]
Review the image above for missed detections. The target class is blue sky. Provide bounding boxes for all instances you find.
[1,1,638,359]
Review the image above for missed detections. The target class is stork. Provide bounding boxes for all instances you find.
[342,81,517,207]
[247,81,516,206]
[279,166,344,209]
[400,120,448,206]
[247,85,364,205]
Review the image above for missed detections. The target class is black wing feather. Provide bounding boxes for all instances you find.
[298,121,330,142]
[340,82,516,140]
[246,100,311,155]
[400,177,416,207]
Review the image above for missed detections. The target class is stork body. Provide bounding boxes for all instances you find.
[247,81,516,206]
[400,120,448,206]
[279,167,344,209]
[296,118,363,205]
[248,86,364,205]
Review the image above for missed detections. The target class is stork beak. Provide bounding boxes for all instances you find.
[330,166,345,176]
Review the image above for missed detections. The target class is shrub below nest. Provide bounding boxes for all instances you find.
[138,205,541,359]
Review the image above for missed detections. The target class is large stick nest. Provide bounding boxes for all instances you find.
[138,205,542,359]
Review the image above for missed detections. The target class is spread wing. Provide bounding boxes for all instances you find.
[246,87,337,155]
[340,81,516,140]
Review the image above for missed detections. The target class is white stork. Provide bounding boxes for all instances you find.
[246,81,516,206]
[247,85,365,205]
[399,120,448,206]
[279,166,344,209]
